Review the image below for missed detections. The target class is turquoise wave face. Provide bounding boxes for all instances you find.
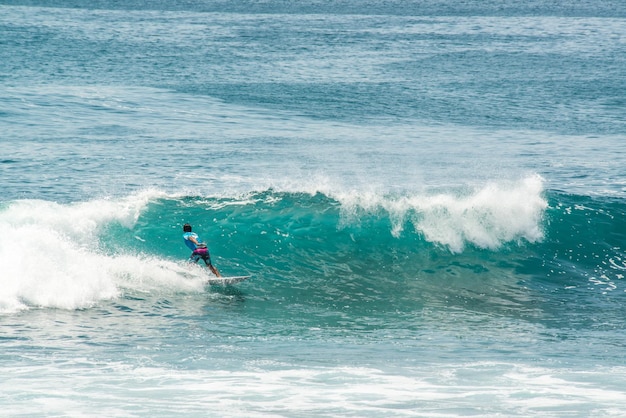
[95,189,625,325]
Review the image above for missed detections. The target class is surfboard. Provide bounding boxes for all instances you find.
[205,275,251,285]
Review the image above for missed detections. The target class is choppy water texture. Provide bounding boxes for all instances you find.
[1,1,626,416]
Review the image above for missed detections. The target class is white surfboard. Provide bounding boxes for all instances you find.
[205,275,251,285]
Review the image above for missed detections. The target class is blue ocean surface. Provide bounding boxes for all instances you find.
[1,1,626,416]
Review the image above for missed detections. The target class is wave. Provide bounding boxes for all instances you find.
[1,176,625,315]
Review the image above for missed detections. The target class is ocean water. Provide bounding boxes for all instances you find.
[1,0,626,416]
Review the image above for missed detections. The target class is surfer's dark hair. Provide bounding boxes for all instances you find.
[183,223,192,232]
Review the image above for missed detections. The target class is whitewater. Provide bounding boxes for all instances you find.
[1,1,626,416]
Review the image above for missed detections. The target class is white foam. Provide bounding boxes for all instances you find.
[3,361,626,416]
[0,190,202,313]
[412,175,547,252]
[0,222,118,311]
[333,174,547,253]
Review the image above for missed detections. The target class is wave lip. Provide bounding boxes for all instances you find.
[414,175,547,252]
[338,175,547,253]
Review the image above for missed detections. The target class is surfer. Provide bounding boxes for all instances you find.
[182,223,221,277]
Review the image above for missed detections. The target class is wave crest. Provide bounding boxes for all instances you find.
[337,175,547,252]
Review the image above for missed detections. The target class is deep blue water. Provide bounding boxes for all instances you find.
[1,1,626,416]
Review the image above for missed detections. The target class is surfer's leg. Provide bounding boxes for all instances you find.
[201,254,221,277]
[208,263,221,277]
